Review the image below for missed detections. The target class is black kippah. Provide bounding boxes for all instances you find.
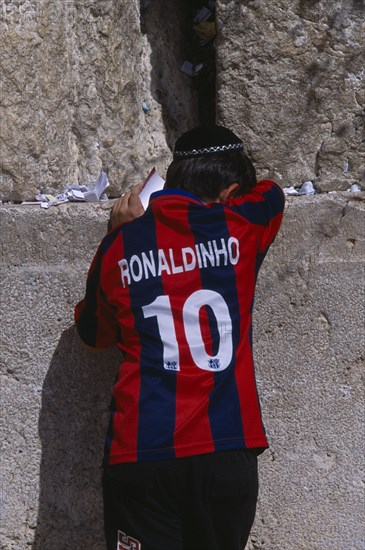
[173,125,244,159]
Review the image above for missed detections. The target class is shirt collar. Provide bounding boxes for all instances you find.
[149,188,206,205]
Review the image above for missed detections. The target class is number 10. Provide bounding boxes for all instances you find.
[142,289,233,372]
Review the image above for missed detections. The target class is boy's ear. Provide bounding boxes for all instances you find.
[218,183,239,202]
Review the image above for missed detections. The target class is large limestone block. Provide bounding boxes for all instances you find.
[249,192,365,549]
[1,192,364,548]
[1,0,198,201]
[217,0,365,191]
[0,203,115,548]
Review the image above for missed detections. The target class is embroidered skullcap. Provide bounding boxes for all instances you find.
[173,125,244,159]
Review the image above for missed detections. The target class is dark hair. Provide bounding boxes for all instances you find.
[165,151,257,200]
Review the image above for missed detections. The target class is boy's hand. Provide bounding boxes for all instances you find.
[109,184,145,230]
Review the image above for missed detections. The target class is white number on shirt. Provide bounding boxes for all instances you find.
[142,290,233,372]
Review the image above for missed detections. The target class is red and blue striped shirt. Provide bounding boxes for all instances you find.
[75,180,284,465]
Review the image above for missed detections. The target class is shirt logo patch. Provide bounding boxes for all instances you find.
[208,358,221,370]
[118,530,141,550]
[164,360,179,371]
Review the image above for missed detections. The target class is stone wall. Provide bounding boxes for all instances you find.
[1,0,365,548]
[217,0,365,190]
[2,0,364,199]
[1,0,198,200]
[1,194,364,549]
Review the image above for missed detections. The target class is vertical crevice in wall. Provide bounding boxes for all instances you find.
[140,0,216,148]
[181,0,217,125]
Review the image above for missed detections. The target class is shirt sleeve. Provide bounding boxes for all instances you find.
[74,240,119,349]
[228,179,285,252]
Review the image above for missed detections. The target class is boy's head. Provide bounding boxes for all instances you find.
[165,125,257,201]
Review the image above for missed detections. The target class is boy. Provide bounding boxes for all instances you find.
[75,125,284,550]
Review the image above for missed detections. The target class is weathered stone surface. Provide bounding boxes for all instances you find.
[1,193,364,549]
[0,203,114,548]
[248,193,365,549]
[2,0,363,199]
[1,1,365,548]
[217,0,365,191]
[0,0,198,200]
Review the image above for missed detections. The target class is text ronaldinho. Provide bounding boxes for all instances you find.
[119,237,240,287]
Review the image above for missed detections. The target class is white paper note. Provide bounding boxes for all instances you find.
[139,168,165,209]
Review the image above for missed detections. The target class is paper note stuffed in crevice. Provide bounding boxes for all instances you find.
[36,170,110,208]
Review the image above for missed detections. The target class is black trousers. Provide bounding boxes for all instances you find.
[103,449,259,550]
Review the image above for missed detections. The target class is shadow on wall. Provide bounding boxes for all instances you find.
[33,326,121,550]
